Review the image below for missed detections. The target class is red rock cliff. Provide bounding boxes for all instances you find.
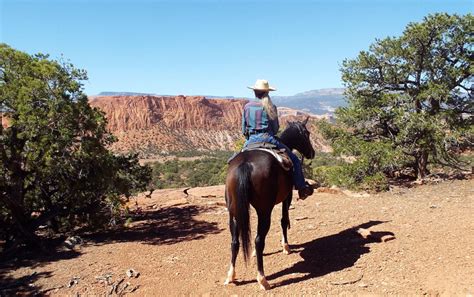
[89,95,246,131]
[89,95,329,156]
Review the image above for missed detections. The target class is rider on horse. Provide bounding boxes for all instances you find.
[242,79,314,199]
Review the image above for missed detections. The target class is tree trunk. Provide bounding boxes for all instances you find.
[1,128,43,248]
[1,192,40,245]
[415,151,429,180]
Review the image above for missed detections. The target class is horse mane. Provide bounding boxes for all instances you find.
[284,121,306,135]
[279,121,306,150]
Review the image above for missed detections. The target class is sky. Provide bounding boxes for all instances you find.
[1,0,472,97]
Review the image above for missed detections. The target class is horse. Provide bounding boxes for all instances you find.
[223,117,315,290]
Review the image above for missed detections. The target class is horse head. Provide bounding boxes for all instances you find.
[280,116,315,159]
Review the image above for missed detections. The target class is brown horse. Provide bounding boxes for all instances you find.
[224,118,315,290]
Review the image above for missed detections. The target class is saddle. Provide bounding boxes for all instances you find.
[227,142,293,171]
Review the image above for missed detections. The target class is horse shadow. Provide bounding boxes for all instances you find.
[267,220,395,288]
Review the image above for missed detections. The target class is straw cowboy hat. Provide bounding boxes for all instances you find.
[248,79,276,91]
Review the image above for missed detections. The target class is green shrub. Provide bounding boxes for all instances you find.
[313,165,342,187]
[361,173,389,192]
[150,152,232,188]
[311,156,390,191]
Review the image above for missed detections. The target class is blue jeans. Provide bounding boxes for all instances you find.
[244,133,306,189]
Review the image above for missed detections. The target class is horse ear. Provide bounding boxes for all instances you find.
[302,116,309,126]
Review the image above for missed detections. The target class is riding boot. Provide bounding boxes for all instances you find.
[298,182,314,200]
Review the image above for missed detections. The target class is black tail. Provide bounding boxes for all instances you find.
[235,162,252,262]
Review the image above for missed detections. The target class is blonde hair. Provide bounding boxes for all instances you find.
[261,95,278,120]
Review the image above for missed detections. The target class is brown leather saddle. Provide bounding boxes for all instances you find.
[227,142,293,171]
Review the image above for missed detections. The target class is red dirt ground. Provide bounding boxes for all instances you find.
[1,178,473,296]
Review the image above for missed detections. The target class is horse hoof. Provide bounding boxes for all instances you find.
[257,274,271,290]
[282,243,291,254]
[224,274,236,285]
[224,265,236,285]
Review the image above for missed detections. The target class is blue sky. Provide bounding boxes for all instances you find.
[1,0,472,97]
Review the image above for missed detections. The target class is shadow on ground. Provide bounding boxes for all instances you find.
[265,220,395,288]
[0,271,52,295]
[0,243,80,274]
[87,204,223,246]
[0,203,222,289]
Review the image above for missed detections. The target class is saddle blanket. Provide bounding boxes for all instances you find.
[227,142,293,171]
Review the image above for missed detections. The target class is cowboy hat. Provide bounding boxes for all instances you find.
[247,79,276,91]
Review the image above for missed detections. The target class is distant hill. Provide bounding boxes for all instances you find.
[272,88,346,115]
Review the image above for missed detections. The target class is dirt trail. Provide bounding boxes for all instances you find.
[1,179,473,296]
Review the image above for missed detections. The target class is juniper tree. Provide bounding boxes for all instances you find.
[323,13,473,182]
[0,44,151,247]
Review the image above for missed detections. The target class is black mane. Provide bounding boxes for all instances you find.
[279,121,307,151]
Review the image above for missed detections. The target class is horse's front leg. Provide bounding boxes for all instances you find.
[255,211,272,290]
[281,192,292,254]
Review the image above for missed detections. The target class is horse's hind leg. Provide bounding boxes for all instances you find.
[224,215,239,285]
[281,193,292,254]
[255,211,271,290]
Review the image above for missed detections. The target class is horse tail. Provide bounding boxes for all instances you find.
[236,162,252,263]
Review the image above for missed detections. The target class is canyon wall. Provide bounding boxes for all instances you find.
[89,95,330,156]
